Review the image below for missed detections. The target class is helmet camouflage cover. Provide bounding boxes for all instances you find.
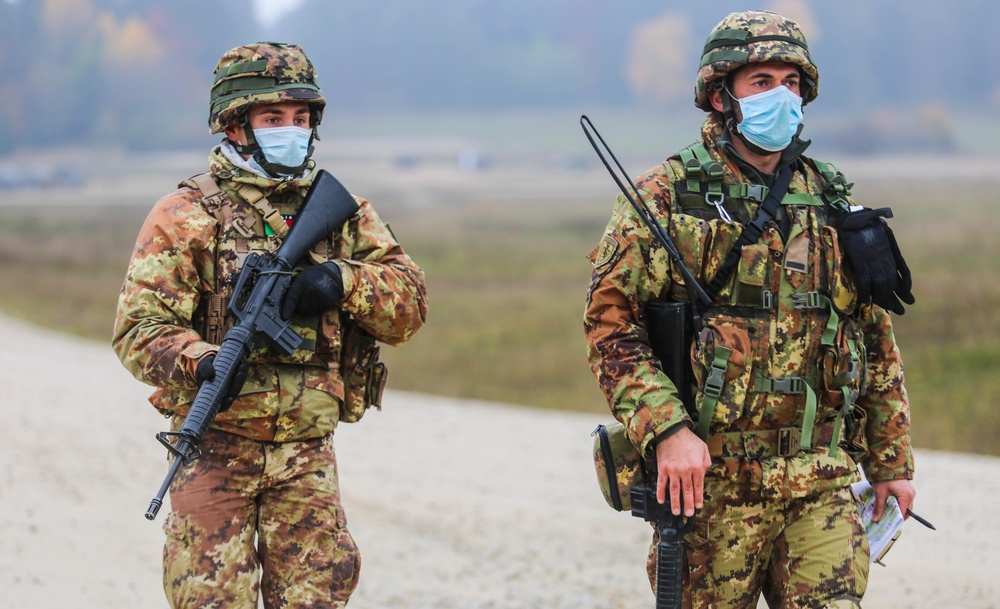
[209,41,326,134]
[695,10,819,111]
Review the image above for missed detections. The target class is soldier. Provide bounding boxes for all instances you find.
[113,42,427,608]
[584,11,916,609]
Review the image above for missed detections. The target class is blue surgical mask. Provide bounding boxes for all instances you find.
[735,86,803,152]
[253,126,312,172]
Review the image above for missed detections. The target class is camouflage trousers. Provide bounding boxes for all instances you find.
[647,483,869,609]
[163,429,360,609]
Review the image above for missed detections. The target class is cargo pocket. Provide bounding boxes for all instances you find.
[819,317,867,457]
[820,318,866,415]
[219,368,278,421]
[734,243,770,307]
[691,320,754,437]
[668,214,714,288]
[702,220,741,300]
[821,225,857,315]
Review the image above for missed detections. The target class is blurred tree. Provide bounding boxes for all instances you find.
[623,12,692,107]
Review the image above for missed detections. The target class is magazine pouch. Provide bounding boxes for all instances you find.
[339,313,387,423]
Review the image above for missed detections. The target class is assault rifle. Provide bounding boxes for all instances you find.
[144,169,360,520]
[630,465,695,609]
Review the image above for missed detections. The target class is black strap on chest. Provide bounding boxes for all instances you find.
[701,165,793,307]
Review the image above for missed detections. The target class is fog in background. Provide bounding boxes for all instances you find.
[1,0,998,160]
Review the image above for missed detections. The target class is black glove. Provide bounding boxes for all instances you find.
[195,354,249,412]
[837,207,915,315]
[281,262,345,320]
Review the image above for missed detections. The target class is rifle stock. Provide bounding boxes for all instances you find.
[144,169,360,520]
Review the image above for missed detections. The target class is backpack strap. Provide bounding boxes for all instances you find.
[184,172,241,345]
[188,172,231,225]
[812,159,853,213]
[676,142,771,220]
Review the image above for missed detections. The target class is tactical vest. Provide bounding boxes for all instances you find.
[185,173,340,368]
[659,143,866,459]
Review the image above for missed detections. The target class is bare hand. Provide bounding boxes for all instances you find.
[654,426,712,517]
[871,479,916,522]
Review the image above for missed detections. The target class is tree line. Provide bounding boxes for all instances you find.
[1,0,997,153]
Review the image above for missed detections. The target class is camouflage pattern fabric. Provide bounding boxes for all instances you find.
[583,113,913,604]
[645,484,868,608]
[164,429,359,609]
[209,41,325,134]
[113,144,426,607]
[113,147,428,443]
[695,10,819,111]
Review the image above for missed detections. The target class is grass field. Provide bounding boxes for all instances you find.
[1,141,997,456]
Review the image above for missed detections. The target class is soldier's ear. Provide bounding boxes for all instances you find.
[224,122,243,144]
[709,90,725,114]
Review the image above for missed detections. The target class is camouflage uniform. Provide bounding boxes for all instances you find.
[113,42,427,609]
[584,12,912,609]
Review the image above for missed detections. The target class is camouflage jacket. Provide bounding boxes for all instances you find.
[584,115,912,499]
[113,148,428,442]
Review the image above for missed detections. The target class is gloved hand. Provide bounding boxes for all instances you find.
[195,354,249,412]
[837,207,915,315]
[281,261,345,320]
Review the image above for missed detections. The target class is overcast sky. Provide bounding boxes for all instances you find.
[252,0,305,25]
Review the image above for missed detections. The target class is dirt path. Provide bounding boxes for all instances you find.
[1,312,996,608]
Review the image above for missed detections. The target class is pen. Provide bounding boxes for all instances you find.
[906,509,936,530]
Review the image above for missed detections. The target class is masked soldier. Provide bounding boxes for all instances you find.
[113,42,428,608]
[584,11,916,608]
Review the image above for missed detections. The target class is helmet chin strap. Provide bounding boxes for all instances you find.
[719,85,776,157]
[230,120,314,177]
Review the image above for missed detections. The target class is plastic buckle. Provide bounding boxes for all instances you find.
[704,365,726,400]
[792,291,822,309]
[770,377,805,394]
[777,428,801,457]
[744,183,768,202]
[760,290,774,309]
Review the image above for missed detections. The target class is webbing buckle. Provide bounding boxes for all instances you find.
[704,365,726,400]
[744,183,769,202]
[791,291,823,309]
[768,377,806,394]
[760,290,774,309]
[777,428,802,457]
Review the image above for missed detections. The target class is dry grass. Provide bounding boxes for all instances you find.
[1,151,997,455]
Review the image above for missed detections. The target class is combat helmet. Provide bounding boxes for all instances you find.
[694,10,818,112]
[209,42,325,176]
[209,41,325,134]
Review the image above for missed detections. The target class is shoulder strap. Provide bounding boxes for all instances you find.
[188,172,232,225]
[184,173,235,344]
[702,165,794,306]
[811,159,852,213]
[232,182,290,238]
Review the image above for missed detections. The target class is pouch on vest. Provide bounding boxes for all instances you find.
[591,421,645,511]
[338,313,387,423]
